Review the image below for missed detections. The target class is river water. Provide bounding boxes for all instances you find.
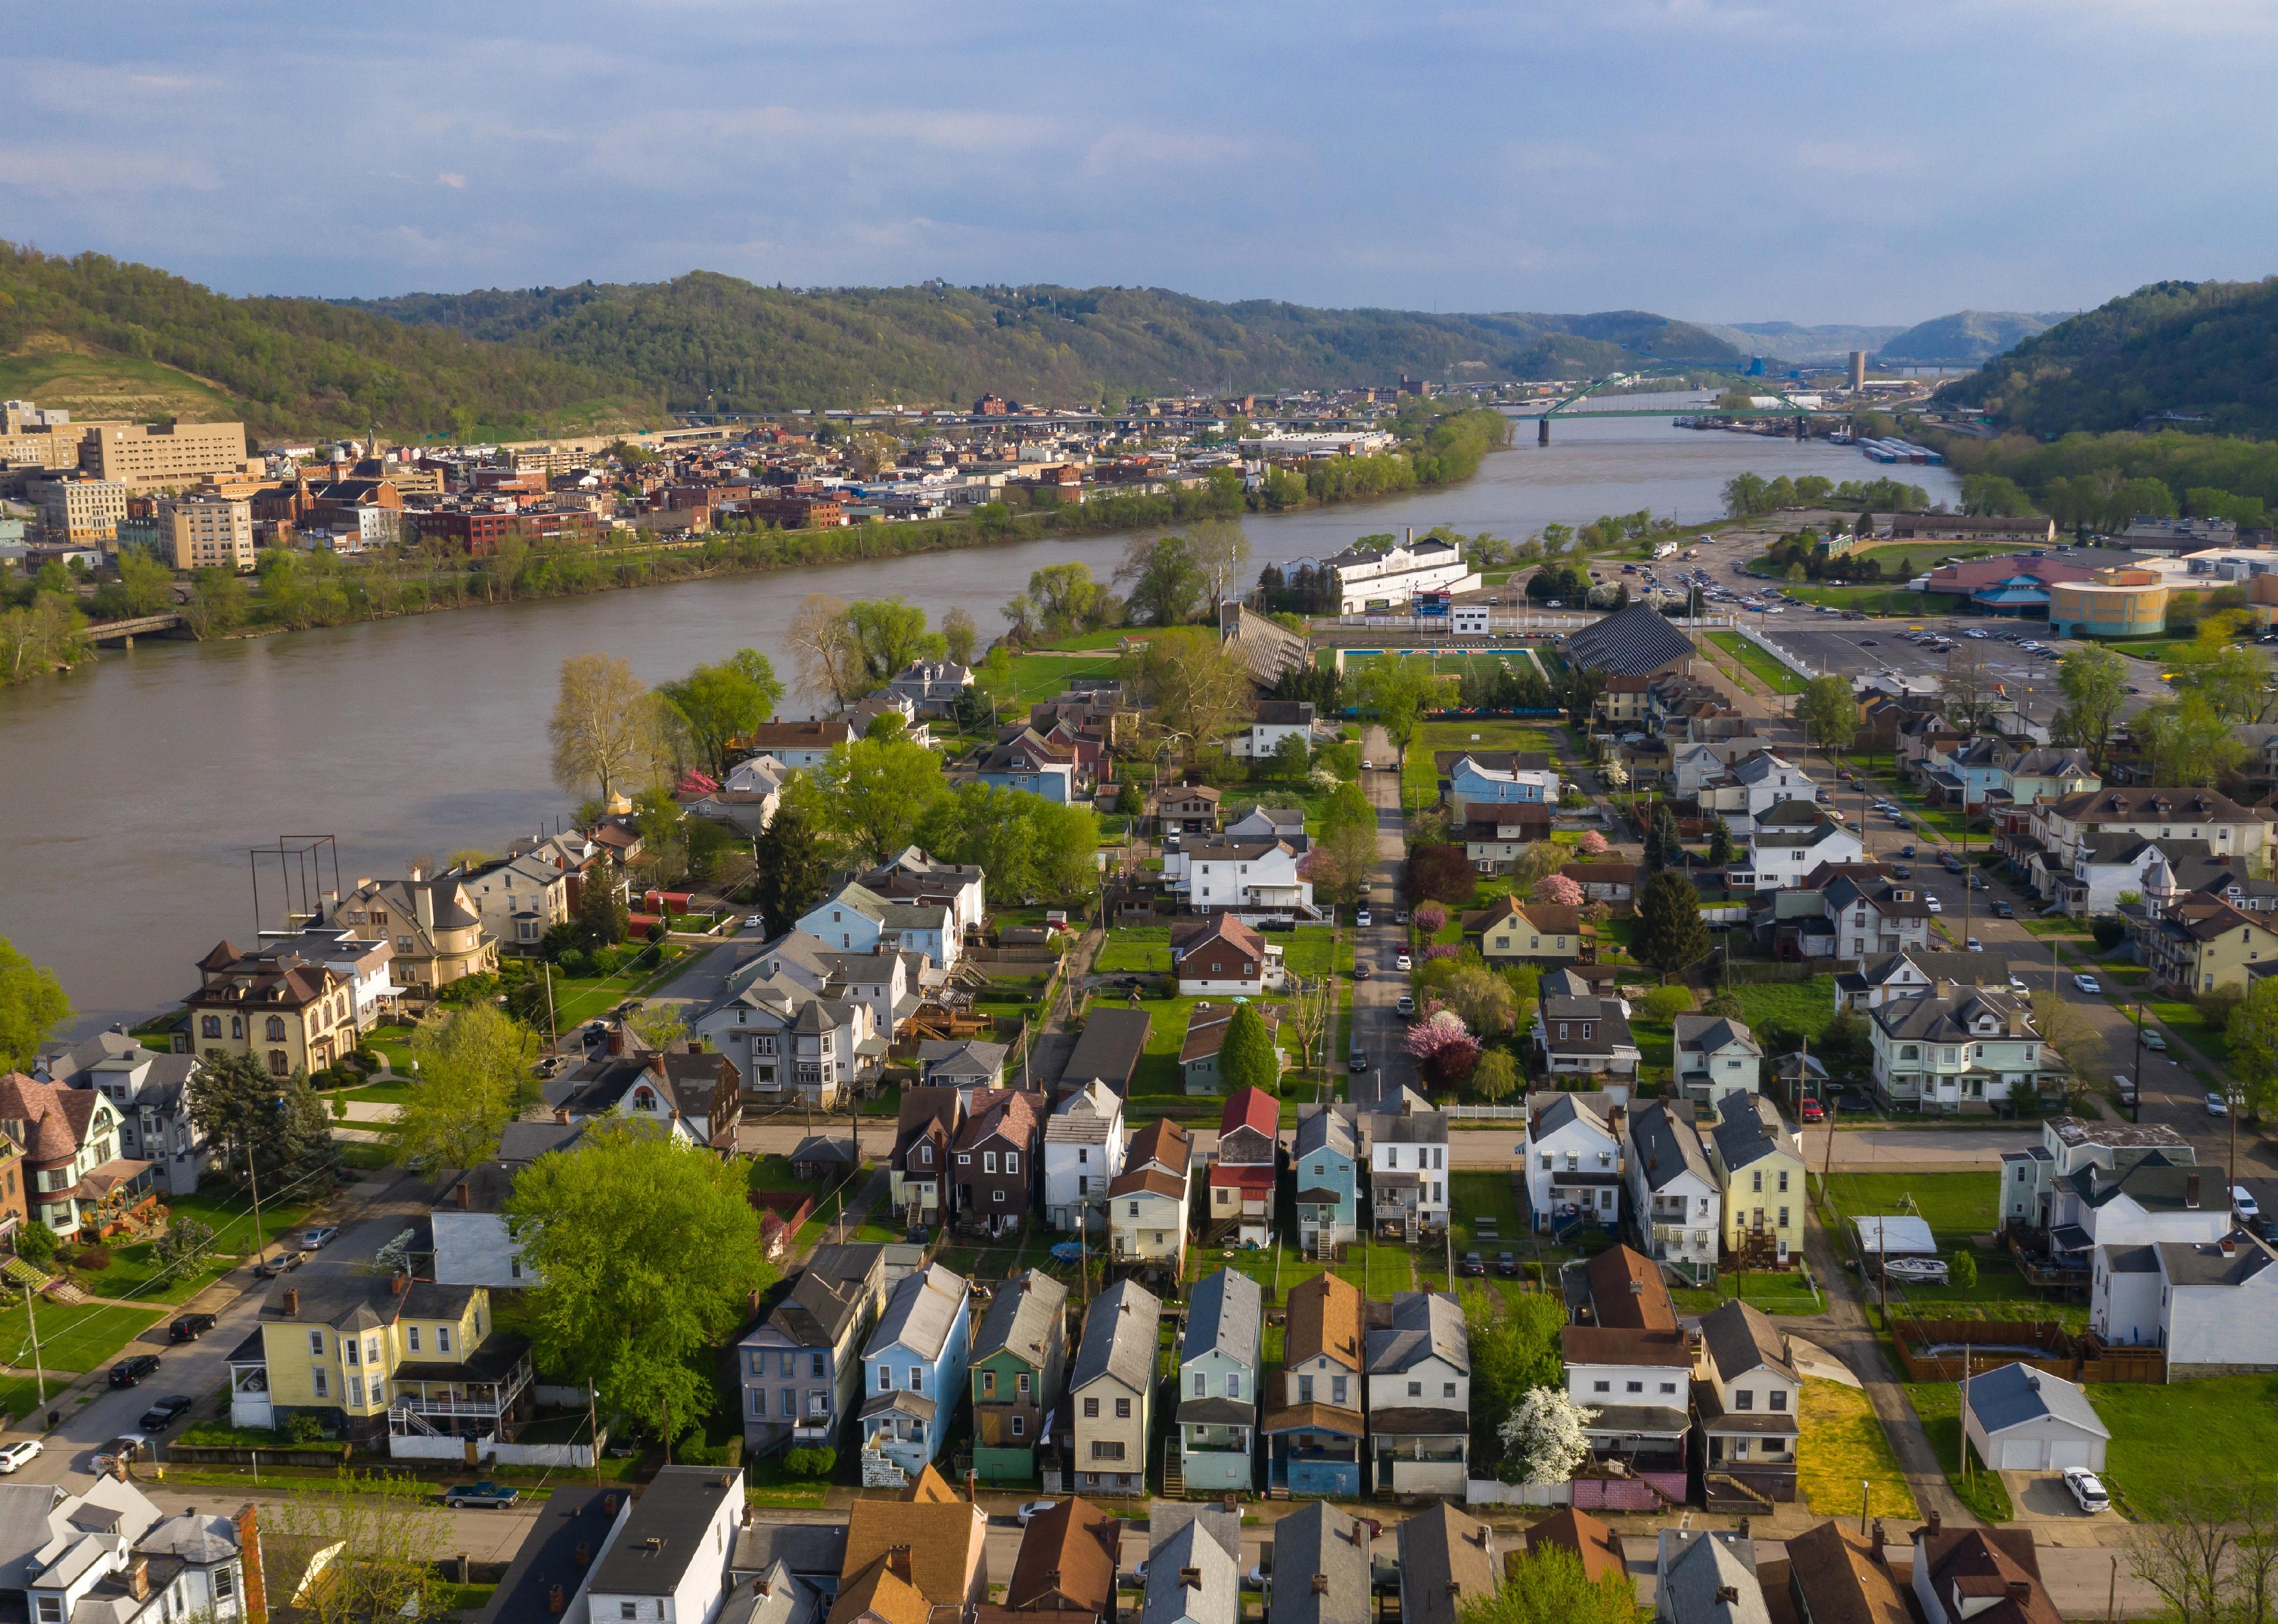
[1,414,1958,1031]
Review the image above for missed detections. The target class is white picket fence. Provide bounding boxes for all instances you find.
[1466,1478,1573,1508]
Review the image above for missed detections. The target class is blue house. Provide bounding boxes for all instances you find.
[795,880,960,970]
[973,738,1076,803]
[1434,750,1558,807]
[1291,1110,1358,1254]
[1177,1268,1263,1495]
[1264,1272,1365,1498]
[857,1262,972,1479]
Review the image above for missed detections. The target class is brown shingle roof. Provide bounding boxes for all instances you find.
[841,1495,985,1611]
[1522,1508,1627,1589]
[1783,1523,1908,1624]
[1006,1496,1120,1614]
[1583,1244,1677,1331]
[829,1554,935,1624]
[1285,1272,1362,1372]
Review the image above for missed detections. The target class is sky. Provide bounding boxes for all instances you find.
[8,0,2277,327]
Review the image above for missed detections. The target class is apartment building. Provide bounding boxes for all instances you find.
[81,421,255,492]
[158,493,255,572]
[33,476,126,544]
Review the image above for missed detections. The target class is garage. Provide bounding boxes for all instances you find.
[1964,1361,2111,1473]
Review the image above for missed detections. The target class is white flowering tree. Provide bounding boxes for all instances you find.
[1497,1386,1596,1484]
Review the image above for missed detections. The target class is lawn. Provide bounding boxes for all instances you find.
[1703,630,1805,695]
[1003,652,1123,708]
[1816,1172,1997,1242]
[2148,1000,2232,1070]
[1725,977,1839,1044]
[77,1238,235,1307]
[1782,585,1966,618]
[2088,1373,2278,1511]
[552,943,695,1026]
[1905,1381,2015,1523]
[1194,1235,1418,1301]
[1669,1270,1823,1317]
[1447,1170,1524,1255]
[161,1184,325,1264]
[1402,720,1558,808]
[0,1299,168,1379]
[1798,1378,1918,1521]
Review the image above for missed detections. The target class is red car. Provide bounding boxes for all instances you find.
[1798,1097,1827,1123]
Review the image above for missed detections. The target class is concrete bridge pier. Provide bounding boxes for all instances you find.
[1537,417,1550,446]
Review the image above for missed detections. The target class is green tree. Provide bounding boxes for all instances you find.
[111,548,177,616]
[190,1052,337,1189]
[797,734,949,864]
[1463,1285,1566,1471]
[156,1218,215,1272]
[1354,656,1442,774]
[0,937,71,1071]
[843,598,945,685]
[181,566,248,637]
[506,1121,773,1450]
[1468,1547,1634,1624]
[1961,474,2034,517]
[1950,1248,1979,1289]
[1269,731,1310,781]
[577,870,630,946]
[1028,562,1107,635]
[1794,675,1858,759]
[2134,694,2250,786]
[1120,626,1255,753]
[1471,1046,1518,1101]
[550,652,665,803]
[752,804,832,935]
[2052,643,2130,773]
[1217,1003,1281,1096]
[1634,870,1713,976]
[2226,975,2278,1121]
[400,1005,542,1170]
[940,607,978,666]
[1116,533,1207,625]
[1708,817,1734,866]
[658,648,783,777]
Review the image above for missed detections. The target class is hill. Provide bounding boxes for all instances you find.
[1702,320,1907,365]
[1878,309,2067,365]
[0,242,662,442]
[1936,280,2278,436]
[340,275,1743,413]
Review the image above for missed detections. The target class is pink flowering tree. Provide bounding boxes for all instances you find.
[1413,902,1449,935]
[1419,943,1463,963]
[1405,1007,1481,1087]
[1532,872,1586,907]
[1578,830,1610,856]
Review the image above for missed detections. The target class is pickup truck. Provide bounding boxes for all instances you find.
[442,1481,521,1509]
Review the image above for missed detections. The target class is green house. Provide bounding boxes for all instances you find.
[969,1268,1071,1482]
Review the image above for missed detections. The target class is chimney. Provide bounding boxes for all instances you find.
[1445,1581,1464,1598]
[888,1547,914,1582]
[548,1584,566,1617]
[1311,1576,1329,1595]
[455,1180,472,1209]
[555,1106,571,1124]
[575,1541,593,1568]
[129,1559,150,1602]
[2187,1172,2202,1207]
[1871,1519,1886,1563]
[1715,1588,1740,1605]
[1223,1494,1239,1515]
[1737,1518,1751,1541]
[2006,1581,2033,1603]
[603,1492,620,1515]
[1928,1511,1942,1537]
[2222,1235,2239,1258]
[282,1287,299,1316]
[391,1269,407,1296]
[1181,1568,1204,1591]
[607,1025,626,1056]
[234,1504,266,1624]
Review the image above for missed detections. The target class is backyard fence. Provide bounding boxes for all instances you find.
[1890,1316,2166,1385]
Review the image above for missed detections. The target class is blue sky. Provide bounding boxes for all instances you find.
[9,1,2274,325]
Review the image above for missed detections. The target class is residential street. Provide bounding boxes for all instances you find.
[1350,724,1418,1095]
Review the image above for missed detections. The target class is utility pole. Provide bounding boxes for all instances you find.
[2131,1001,2145,1123]
[22,1283,42,1408]
[544,962,559,1048]
[1960,1343,1971,1486]
[244,1132,269,1274]
[588,1378,602,1486]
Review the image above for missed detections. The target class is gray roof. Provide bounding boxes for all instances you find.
[1266,1502,1372,1624]
[1699,1300,1796,1385]
[1530,1092,1613,1142]
[1672,1014,1760,1058]
[1365,1291,1468,1377]
[497,1117,589,1164]
[1142,1520,1240,1624]
[973,1269,1070,1368]
[1628,1099,1713,1194]
[1182,1268,1263,1370]
[917,1038,1006,1080]
[760,1267,870,1350]
[1395,1504,1498,1624]
[715,1563,821,1624]
[1150,1504,1242,1562]
[866,1263,969,1362]
[1564,602,1696,678]
[1966,1361,2111,1440]
[1292,1108,1356,1162]
[1072,1277,1161,1393]
[1063,1007,1153,1088]
[589,1467,741,1597]
[1710,1093,1788,1173]
[0,1484,69,1591]
[1657,1531,1769,1624]
[729,1521,847,1584]
[2158,1231,2278,1287]
[2103,1244,2159,1275]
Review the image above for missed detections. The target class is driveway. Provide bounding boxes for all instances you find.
[2002,1470,2128,1534]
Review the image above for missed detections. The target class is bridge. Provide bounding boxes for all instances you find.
[85,612,190,646]
[1506,377,1839,443]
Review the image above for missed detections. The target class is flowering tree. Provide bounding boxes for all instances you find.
[1405,1007,1480,1086]
[1533,872,1585,907]
[1413,902,1448,935]
[1419,943,1463,964]
[1577,830,1610,856]
[1497,1387,1596,1484]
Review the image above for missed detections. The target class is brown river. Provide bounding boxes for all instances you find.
[1,414,1958,1031]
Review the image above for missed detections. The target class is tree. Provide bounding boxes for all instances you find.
[798,735,948,864]
[1939,648,2000,736]
[787,593,861,704]
[0,936,71,1071]
[1533,873,1585,908]
[1120,627,1255,752]
[181,566,249,637]
[1471,1047,1518,1101]
[400,1005,543,1170]
[1497,1387,1594,1484]
[2126,1480,2278,1624]
[940,607,978,666]
[1308,822,1378,907]
[1354,656,1442,772]
[1950,1248,1979,1288]
[577,869,630,946]
[1268,731,1310,782]
[2134,695,2251,787]
[1406,1009,1480,1087]
[1028,562,1106,634]
[1218,1003,1281,1096]
[658,648,782,777]
[844,598,945,685]
[264,1474,458,1624]
[1961,474,2034,517]
[1576,830,1609,856]
[1708,817,1734,866]
[1468,1547,1635,1624]
[1117,533,1207,625]
[1188,518,1252,607]
[631,1005,689,1051]
[917,782,1099,902]
[2030,989,2104,1111]
[1443,965,1517,1037]
[1403,844,1474,905]
[1795,675,1858,758]
[2227,975,2278,1121]
[156,1218,215,1273]
[550,653,664,803]
[1634,871,1712,975]
[752,804,832,936]
[189,1052,338,1190]
[2053,642,2129,772]
[507,1121,774,1450]
[1464,1286,1563,1460]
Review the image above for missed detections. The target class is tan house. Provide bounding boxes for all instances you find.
[457,853,574,952]
[2135,891,2278,996]
[1468,895,1585,965]
[188,942,361,1076]
[323,872,498,998]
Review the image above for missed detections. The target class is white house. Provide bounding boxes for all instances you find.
[858,847,989,937]
[1224,806,1308,851]
[1697,752,1820,835]
[1366,1105,1450,1241]
[1672,1015,1762,1108]
[1364,1291,1470,1497]
[1164,840,1313,915]
[2055,1157,2228,1250]
[1321,535,1478,611]
[1742,806,1863,890]
[1109,1119,1191,1273]
[1868,985,2057,1115]
[1999,1115,2197,1235]
[1044,1080,1126,1232]
[586,1466,745,1624]
[744,720,860,770]
[1962,1362,2111,1471]
[1227,700,1317,760]
[2096,1231,2278,1376]
[1626,1100,1720,1280]
[1524,1092,1623,1233]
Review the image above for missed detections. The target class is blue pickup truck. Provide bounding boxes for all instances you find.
[442,1482,520,1509]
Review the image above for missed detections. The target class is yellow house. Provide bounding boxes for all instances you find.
[1471,896,1585,965]
[1705,1094,1806,1266]
[231,1274,532,1445]
[2138,894,2278,996]
[188,944,361,1076]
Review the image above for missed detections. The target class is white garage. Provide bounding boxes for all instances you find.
[1963,1361,2110,1472]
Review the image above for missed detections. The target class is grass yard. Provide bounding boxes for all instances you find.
[1447,1170,1524,1255]
[1724,977,1839,1043]
[1782,585,1965,618]
[553,944,693,1026]
[1816,1171,1996,1242]
[1703,631,1806,695]
[1905,1381,2015,1523]
[2148,1000,2232,1070]
[77,1239,234,1307]
[1402,720,1559,807]
[0,1300,168,1378]
[1798,1378,1918,1521]
[2088,1373,2278,1511]
[161,1185,325,1264]
[1670,1270,1823,1317]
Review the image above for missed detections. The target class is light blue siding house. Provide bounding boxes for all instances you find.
[1291,1110,1358,1254]
[796,882,960,970]
[858,1262,971,1480]
[1436,750,1558,807]
[1176,1268,1263,1495]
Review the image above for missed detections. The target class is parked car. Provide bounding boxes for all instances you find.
[2073,974,2103,994]
[101,1434,149,1464]
[1349,1047,1367,1073]
[1891,865,1913,879]
[1394,953,1412,972]
[442,1482,521,1509]
[1799,1097,1826,1123]
[2208,1091,2231,1117]
[1925,896,1943,914]
[138,1395,195,1432]
[1496,1251,1518,1276]
[168,1314,217,1344]
[1462,1251,1487,1277]
[1969,874,1989,891]
[2235,1186,2261,1220]
[1993,900,2015,918]
[301,1226,338,1250]
[1352,964,1371,981]
[1356,909,1372,928]
[2064,1467,2112,1514]
[2141,1029,2167,1051]
[0,1440,41,1474]
[1016,1500,1058,1527]
[2115,1076,2137,1107]
[742,914,762,929]
[1964,936,1982,952]
[107,1355,160,1390]
[1900,844,1916,858]
[1395,994,1416,1017]
[253,1250,303,1280]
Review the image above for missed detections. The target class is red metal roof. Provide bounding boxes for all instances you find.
[1219,1085,1278,1137]
[1209,1162,1276,1190]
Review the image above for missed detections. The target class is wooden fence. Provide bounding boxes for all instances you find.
[1891,1317,2166,1384]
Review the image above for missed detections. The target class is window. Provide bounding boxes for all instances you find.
[1083,1397,1100,1418]
[265,1016,286,1042]
[622,1607,639,1622]
[750,1388,766,1417]
[1227,1373,1240,1399]
[1128,1201,1140,1217]
[1538,1153,1552,1170]
[38,1599,60,1623]
[1078,1148,1089,1164]
[436,1326,451,1354]
[1408,1381,1423,1398]
[1779,1206,1790,1228]
[199,1015,221,1038]
[1593,1380,1610,1393]
[308,1331,325,1356]
[879,1366,894,1392]
[1735,1389,1753,1410]
[1091,1441,1126,1461]
[982,1370,997,1396]
[1005,1150,1019,1174]
[214,1569,234,1602]
[1115,1397,1131,1418]
[345,1338,360,1366]
[1769,1389,1787,1411]
[1660,1381,1678,1395]
[267,1050,288,1076]
[1017,1373,1031,1395]
[1299,1374,1314,1402]
[1752,1170,1763,1193]
[909,1365,924,1392]
[366,1337,379,1366]
[348,1374,364,1405]
[1011,1414,1026,1438]
[1194,1372,1207,1397]
[1332,1375,1348,1404]
[957,1153,971,1167]
[921,1145,933,1165]
[313,1369,329,1398]
[1777,1170,1789,1193]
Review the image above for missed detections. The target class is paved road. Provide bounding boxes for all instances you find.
[1349,725,1418,1096]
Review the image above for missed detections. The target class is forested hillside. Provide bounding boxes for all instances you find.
[1879,308,2064,365]
[341,275,1742,412]
[1937,280,2278,436]
[0,243,660,441]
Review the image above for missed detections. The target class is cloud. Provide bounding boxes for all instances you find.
[436,172,467,189]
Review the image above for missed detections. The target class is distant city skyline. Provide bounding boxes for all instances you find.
[6,1,2271,327]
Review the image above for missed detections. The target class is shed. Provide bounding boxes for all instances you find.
[1851,1216,1937,1258]
[1963,1361,2111,1472]
[1063,1008,1152,1097]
